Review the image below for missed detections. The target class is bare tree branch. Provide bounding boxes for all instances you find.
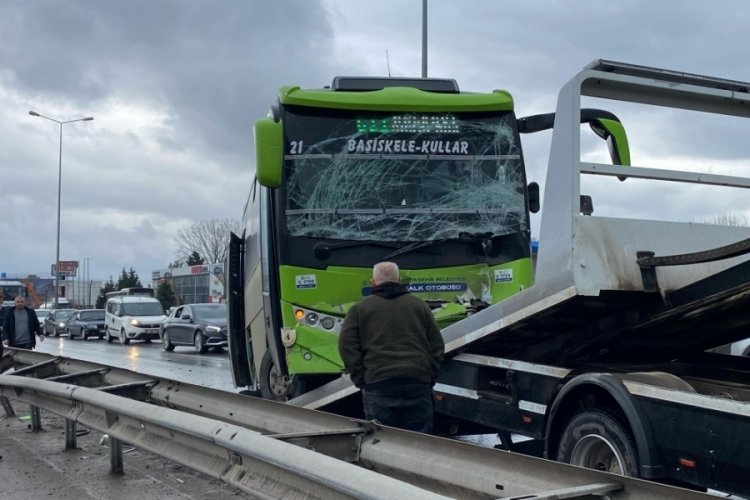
[174,219,241,264]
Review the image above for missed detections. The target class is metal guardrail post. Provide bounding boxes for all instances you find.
[65,419,77,450]
[109,436,124,473]
[1,396,15,417]
[30,404,41,431]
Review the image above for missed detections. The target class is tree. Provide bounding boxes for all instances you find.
[174,219,240,265]
[95,277,117,309]
[115,267,143,290]
[155,280,177,311]
[186,251,204,265]
[712,214,749,227]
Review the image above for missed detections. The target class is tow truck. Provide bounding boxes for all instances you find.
[285,60,750,496]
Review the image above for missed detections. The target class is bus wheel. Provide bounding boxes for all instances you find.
[259,350,301,401]
[556,409,639,476]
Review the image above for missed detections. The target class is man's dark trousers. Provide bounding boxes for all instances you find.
[362,378,434,434]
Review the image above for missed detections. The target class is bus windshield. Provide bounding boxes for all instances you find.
[283,108,527,243]
[0,282,26,306]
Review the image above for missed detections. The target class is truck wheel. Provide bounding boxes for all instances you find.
[556,409,639,476]
[194,331,208,354]
[120,330,130,345]
[259,350,303,401]
[105,327,113,343]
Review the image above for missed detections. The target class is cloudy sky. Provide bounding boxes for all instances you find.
[1,0,749,285]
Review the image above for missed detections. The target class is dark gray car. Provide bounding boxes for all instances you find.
[66,309,106,340]
[160,303,227,353]
[43,308,77,337]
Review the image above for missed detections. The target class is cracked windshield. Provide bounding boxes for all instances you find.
[283,108,527,242]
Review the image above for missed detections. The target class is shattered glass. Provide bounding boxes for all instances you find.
[284,111,527,242]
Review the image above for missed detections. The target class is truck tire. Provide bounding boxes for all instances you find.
[259,350,303,401]
[120,329,130,345]
[105,327,114,344]
[556,409,639,476]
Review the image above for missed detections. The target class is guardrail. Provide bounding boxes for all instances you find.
[0,349,712,499]
[0,374,447,500]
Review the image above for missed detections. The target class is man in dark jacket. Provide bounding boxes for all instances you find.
[1,296,44,353]
[338,261,444,433]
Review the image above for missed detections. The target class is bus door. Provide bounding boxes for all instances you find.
[227,232,253,388]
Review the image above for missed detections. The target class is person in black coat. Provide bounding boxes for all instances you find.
[339,261,444,433]
[1,296,44,354]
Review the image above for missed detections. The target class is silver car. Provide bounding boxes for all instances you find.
[43,308,77,337]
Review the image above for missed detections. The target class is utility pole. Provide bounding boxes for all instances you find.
[421,0,428,78]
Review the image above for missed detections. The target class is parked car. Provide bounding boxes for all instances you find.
[35,309,51,327]
[66,309,106,340]
[160,303,227,353]
[105,296,165,345]
[43,308,77,337]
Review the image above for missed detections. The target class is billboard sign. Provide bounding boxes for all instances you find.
[52,260,79,277]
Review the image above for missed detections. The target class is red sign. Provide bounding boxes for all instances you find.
[190,265,208,274]
[52,260,79,277]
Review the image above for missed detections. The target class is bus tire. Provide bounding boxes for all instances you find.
[556,409,639,477]
[259,350,303,401]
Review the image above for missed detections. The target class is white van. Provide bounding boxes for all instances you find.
[105,296,166,345]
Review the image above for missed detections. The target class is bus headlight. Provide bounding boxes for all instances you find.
[293,306,342,334]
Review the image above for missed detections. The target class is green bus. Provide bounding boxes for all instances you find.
[227,76,628,400]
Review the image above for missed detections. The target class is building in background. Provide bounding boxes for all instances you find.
[0,273,104,309]
[152,263,225,305]
[28,276,104,309]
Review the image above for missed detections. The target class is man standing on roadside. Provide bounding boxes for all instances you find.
[338,261,444,434]
[1,296,44,353]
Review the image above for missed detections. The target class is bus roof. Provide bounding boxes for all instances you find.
[105,287,155,298]
[278,84,514,113]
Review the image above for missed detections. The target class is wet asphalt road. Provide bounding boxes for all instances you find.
[33,333,238,393]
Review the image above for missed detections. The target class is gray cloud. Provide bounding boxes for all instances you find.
[2,0,749,283]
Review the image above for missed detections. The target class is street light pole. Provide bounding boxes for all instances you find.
[421,0,428,78]
[29,111,93,308]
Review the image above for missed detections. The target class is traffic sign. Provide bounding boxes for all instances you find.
[51,260,79,277]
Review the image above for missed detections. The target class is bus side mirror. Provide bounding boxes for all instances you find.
[588,117,631,181]
[254,117,283,188]
[528,182,540,213]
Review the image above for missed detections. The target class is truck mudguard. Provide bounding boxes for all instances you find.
[544,372,664,479]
